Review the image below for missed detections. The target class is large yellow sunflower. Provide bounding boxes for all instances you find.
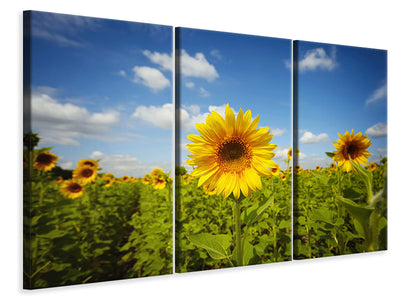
[60,180,84,199]
[33,151,58,172]
[187,104,277,199]
[73,166,97,185]
[332,129,372,172]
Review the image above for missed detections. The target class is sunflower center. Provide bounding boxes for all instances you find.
[344,142,359,159]
[36,153,53,165]
[217,137,251,172]
[81,168,94,178]
[68,183,82,193]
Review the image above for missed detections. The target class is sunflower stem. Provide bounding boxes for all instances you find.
[233,198,243,266]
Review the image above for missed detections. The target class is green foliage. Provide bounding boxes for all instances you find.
[23,147,172,289]
[293,160,387,259]
[176,174,292,272]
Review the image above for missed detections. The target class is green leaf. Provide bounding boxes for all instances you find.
[244,194,274,228]
[310,207,335,225]
[342,187,364,201]
[232,240,256,266]
[188,233,231,260]
[325,152,335,158]
[348,156,372,184]
[338,197,374,226]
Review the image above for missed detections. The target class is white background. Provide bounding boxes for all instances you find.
[1,1,399,299]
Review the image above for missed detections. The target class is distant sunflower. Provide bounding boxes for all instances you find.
[330,162,337,170]
[368,162,378,172]
[77,159,99,169]
[332,129,372,172]
[187,104,277,199]
[104,177,114,188]
[315,166,322,172]
[121,175,129,182]
[33,151,58,172]
[60,180,84,199]
[153,175,166,190]
[280,174,287,181]
[271,166,280,177]
[73,166,97,185]
[287,147,292,161]
[142,174,152,185]
[150,168,164,179]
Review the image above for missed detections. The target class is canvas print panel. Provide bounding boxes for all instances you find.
[293,41,387,259]
[23,11,173,289]
[175,28,292,272]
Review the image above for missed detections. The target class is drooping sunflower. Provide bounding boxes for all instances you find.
[60,180,84,199]
[153,174,166,190]
[33,151,58,172]
[332,129,372,172]
[187,104,277,199]
[73,165,97,185]
[77,159,99,169]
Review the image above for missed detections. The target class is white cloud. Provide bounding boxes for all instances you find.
[60,161,74,169]
[199,87,211,97]
[131,103,173,130]
[142,50,173,71]
[89,151,171,177]
[31,91,120,146]
[366,122,387,138]
[270,128,287,137]
[118,70,127,77]
[133,66,170,92]
[366,83,387,105]
[377,148,387,153]
[298,47,337,72]
[185,82,195,88]
[180,49,219,82]
[284,59,291,69]
[300,131,330,144]
[210,49,222,60]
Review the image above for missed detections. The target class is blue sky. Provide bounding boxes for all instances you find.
[295,41,387,168]
[176,28,292,171]
[29,11,173,177]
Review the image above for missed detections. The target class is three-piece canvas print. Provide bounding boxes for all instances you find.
[23,11,387,289]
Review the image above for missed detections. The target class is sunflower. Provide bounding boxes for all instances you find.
[280,174,287,181]
[271,166,281,177]
[73,165,97,185]
[150,168,164,179]
[77,159,99,169]
[153,174,166,190]
[368,162,378,172]
[104,177,114,188]
[315,166,321,172]
[330,162,337,170]
[142,174,152,185]
[287,147,292,161]
[187,104,277,199]
[121,175,130,182]
[60,180,84,199]
[33,151,58,172]
[332,129,372,172]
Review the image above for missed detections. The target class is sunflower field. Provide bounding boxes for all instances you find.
[293,131,388,259]
[23,133,172,289]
